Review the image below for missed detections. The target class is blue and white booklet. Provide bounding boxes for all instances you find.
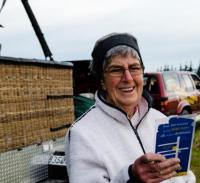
[155,116,196,176]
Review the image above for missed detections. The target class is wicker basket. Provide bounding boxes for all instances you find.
[0,57,74,152]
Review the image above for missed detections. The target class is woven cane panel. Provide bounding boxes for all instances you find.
[0,62,74,152]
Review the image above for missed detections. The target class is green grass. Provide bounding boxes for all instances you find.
[191,122,200,183]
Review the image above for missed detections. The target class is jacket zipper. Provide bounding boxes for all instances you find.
[127,109,149,154]
[128,120,146,154]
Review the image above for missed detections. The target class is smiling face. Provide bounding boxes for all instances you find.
[102,54,144,117]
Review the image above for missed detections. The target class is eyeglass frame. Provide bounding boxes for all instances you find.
[104,64,144,77]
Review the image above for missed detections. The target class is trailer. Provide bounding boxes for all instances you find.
[0,56,73,182]
[0,1,75,182]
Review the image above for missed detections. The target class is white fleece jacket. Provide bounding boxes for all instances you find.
[65,92,196,183]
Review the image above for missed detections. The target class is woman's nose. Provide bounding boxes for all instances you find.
[121,69,133,81]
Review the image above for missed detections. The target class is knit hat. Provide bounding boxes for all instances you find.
[91,33,144,81]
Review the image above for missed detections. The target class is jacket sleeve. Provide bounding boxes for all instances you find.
[182,170,196,183]
[65,127,134,183]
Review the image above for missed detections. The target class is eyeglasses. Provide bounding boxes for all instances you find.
[104,64,143,77]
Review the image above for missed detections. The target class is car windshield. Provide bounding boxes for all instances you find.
[181,74,195,91]
[163,72,181,92]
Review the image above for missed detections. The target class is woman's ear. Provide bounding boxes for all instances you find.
[101,79,106,90]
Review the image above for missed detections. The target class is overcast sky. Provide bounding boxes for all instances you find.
[0,0,200,71]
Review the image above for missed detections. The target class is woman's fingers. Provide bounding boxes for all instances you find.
[159,164,180,175]
[158,158,181,174]
[141,152,166,163]
[132,153,181,182]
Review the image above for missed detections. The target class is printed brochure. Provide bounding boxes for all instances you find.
[155,116,195,176]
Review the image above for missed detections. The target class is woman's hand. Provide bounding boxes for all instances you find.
[131,152,181,183]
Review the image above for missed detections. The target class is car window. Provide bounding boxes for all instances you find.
[191,73,200,90]
[144,76,159,94]
[143,76,148,86]
[163,72,180,92]
[182,74,195,91]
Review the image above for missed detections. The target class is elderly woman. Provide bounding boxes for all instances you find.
[65,33,195,183]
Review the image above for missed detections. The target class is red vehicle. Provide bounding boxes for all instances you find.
[144,71,200,116]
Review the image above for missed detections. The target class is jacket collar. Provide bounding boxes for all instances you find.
[95,90,150,126]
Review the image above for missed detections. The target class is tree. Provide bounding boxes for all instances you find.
[181,61,194,71]
[188,61,193,71]
[163,65,170,71]
[179,64,183,71]
[158,61,197,72]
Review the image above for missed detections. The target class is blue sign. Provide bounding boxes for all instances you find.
[155,116,195,176]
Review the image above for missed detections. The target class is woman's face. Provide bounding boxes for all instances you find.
[102,54,143,115]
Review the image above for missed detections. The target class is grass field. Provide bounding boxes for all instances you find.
[191,122,200,182]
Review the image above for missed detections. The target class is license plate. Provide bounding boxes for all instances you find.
[48,155,66,166]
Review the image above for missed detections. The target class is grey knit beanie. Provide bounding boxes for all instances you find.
[91,33,144,81]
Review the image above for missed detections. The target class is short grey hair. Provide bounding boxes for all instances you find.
[102,45,141,71]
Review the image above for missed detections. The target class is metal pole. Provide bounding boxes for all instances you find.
[21,0,54,61]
